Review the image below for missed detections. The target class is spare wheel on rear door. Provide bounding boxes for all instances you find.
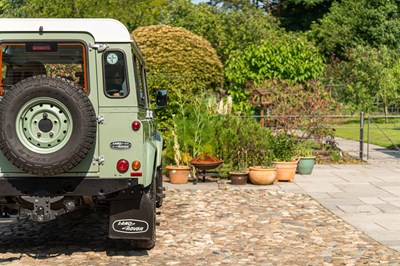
[0,75,97,176]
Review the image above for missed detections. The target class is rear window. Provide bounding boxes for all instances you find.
[0,42,87,94]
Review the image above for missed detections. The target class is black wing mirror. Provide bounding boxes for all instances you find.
[155,89,167,108]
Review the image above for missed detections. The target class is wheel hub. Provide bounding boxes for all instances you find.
[16,97,73,154]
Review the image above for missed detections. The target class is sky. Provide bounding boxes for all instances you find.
[191,0,209,4]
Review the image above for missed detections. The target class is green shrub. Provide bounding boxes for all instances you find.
[132,25,223,129]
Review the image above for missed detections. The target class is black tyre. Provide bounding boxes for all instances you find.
[0,75,96,176]
[156,165,164,208]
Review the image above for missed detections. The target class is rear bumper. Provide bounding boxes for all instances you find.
[0,177,139,196]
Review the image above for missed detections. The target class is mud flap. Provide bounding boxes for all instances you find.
[109,186,155,240]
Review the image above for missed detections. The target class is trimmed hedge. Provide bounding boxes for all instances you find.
[132,25,223,95]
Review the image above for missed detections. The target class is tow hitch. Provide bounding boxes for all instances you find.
[20,196,71,222]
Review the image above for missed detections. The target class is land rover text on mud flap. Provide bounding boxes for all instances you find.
[0,18,166,249]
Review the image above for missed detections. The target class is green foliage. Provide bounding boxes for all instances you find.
[166,0,281,63]
[295,139,316,158]
[269,132,297,162]
[226,35,324,84]
[163,96,276,171]
[225,35,325,110]
[163,95,222,167]
[327,45,400,116]
[132,25,223,94]
[271,0,333,31]
[1,0,169,30]
[132,25,223,128]
[217,116,275,170]
[311,0,400,58]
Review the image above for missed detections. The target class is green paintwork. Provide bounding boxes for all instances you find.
[0,28,163,187]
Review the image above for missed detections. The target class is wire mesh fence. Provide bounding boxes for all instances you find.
[256,113,400,164]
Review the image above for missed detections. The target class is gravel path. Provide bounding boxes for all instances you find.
[0,189,399,265]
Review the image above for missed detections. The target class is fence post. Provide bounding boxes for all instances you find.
[360,112,364,161]
[367,116,370,160]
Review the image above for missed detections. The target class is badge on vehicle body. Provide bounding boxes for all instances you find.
[112,219,149,234]
[110,141,132,149]
[106,52,118,64]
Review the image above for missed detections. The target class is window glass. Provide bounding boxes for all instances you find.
[0,42,87,95]
[103,51,128,97]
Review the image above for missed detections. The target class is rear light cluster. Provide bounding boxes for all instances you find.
[116,121,142,175]
[117,159,141,176]
[117,159,129,172]
[116,121,142,174]
[132,121,141,131]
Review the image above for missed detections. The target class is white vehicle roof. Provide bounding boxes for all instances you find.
[0,18,133,43]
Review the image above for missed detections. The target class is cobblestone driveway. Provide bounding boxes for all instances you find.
[0,189,399,265]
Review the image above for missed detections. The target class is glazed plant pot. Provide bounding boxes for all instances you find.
[229,172,248,185]
[273,161,298,182]
[248,166,277,185]
[297,157,316,175]
[166,165,191,184]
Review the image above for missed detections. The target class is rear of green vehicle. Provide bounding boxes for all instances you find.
[0,18,164,249]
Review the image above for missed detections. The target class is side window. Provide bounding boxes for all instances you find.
[133,54,146,106]
[103,51,128,97]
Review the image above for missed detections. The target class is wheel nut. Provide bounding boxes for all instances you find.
[49,132,54,138]
[37,132,41,137]
[43,112,48,118]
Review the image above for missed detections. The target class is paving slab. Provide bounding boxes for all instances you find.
[359,197,387,204]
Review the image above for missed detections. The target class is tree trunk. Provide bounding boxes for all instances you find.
[384,102,389,124]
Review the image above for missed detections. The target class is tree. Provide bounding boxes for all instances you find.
[311,0,400,58]
[0,0,169,30]
[224,34,325,110]
[132,25,223,126]
[166,0,281,63]
[328,45,400,119]
[271,0,334,32]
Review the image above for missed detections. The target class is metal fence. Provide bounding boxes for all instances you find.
[257,113,400,164]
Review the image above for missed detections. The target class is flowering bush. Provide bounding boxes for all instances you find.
[256,79,341,145]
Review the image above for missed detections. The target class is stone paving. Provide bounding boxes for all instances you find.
[1,188,400,265]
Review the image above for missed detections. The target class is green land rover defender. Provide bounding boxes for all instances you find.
[0,18,166,249]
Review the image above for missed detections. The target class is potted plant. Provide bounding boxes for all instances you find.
[248,162,277,185]
[166,115,191,184]
[295,139,316,175]
[228,137,250,186]
[248,129,277,185]
[229,164,249,185]
[224,116,255,185]
[270,132,298,182]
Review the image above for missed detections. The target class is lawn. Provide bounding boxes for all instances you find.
[332,116,400,149]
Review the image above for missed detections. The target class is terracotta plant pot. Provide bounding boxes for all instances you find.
[248,166,277,185]
[297,157,316,175]
[166,165,191,184]
[229,172,248,185]
[273,161,298,182]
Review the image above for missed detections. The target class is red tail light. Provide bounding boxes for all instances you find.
[117,159,129,172]
[132,121,141,131]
